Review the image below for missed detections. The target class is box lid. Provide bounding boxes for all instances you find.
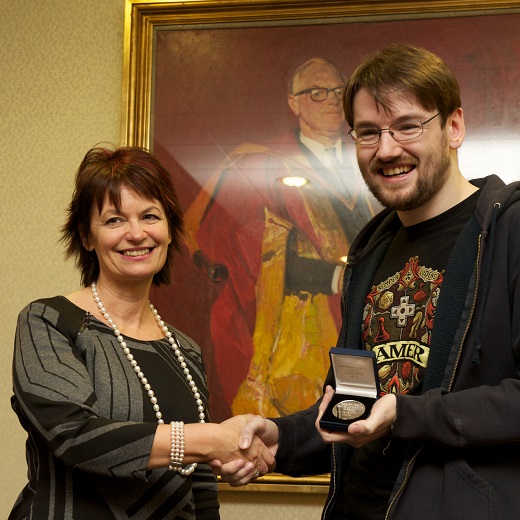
[330,347,380,399]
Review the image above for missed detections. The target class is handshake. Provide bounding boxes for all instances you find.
[197,388,397,485]
[206,414,280,486]
[158,388,397,486]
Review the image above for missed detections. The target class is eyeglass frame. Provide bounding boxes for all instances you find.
[348,113,441,145]
[293,86,345,102]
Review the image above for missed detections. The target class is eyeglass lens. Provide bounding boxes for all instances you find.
[350,113,440,145]
[296,87,344,101]
[353,121,423,144]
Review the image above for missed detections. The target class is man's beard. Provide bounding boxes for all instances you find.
[360,134,451,211]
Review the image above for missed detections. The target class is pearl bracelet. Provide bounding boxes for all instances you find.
[168,421,197,476]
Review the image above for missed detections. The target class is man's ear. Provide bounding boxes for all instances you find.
[288,95,300,117]
[448,107,465,150]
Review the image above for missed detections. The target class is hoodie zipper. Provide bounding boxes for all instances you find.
[322,260,351,518]
[447,232,482,391]
[384,448,421,520]
[321,444,338,519]
[384,232,483,519]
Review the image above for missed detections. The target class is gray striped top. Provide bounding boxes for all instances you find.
[10,297,219,519]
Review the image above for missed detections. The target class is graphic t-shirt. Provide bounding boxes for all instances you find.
[341,190,480,519]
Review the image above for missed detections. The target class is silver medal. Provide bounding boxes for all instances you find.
[332,399,366,420]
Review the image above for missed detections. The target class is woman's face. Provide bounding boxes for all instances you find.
[86,186,171,286]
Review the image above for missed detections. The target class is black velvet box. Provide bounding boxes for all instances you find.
[319,348,380,431]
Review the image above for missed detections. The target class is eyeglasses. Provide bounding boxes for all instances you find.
[348,113,441,145]
[293,86,345,102]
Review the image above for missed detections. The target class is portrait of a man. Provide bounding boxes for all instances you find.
[149,14,520,421]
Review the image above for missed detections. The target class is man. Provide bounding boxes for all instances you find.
[216,44,520,520]
[185,57,378,419]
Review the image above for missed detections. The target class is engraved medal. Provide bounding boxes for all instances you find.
[332,399,366,420]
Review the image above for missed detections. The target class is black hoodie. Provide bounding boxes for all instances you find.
[273,175,520,520]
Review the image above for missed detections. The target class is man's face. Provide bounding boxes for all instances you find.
[352,88,455,214]
[288,63,345,143]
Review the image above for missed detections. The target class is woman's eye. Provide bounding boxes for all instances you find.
[105,217,124,226]
[143,213,160,221]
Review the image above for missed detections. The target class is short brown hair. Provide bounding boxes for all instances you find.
[343,44,461,128]
[61,145,184,286]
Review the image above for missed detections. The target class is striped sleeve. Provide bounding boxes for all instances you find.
[12,300,157,480]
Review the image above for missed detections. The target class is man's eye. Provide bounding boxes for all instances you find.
[395,122,421,133]
[357,128,379,138]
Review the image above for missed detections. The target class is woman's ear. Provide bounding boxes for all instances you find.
[82,233,94,252]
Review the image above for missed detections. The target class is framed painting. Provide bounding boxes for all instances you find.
[122,0,520,491]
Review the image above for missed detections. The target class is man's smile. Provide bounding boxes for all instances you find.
[380,165,415,177]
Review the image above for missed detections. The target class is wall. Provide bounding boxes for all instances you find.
[0,1,325,517]
[1,0,125,515]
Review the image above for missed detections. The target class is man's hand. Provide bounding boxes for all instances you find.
[210,415,279,486]
[316,386,396,448]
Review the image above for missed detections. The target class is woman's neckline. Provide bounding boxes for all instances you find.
[59,295,169,343]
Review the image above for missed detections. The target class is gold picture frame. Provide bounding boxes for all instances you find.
[122,0,520,492]
[121,0,520,148]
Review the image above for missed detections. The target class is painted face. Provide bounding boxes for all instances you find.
[352,88,452,212]
[288,62,345,143]
[86,186,171,286]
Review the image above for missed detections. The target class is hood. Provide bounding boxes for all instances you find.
[468,175,520,364]
[470,174,520,231]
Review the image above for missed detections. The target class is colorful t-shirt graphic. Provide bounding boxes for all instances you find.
[362,256,444,396]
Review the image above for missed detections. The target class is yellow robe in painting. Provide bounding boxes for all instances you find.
[231,207,343,416]
[185,137,377,417]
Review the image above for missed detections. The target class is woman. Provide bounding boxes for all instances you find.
[10,146,272,519]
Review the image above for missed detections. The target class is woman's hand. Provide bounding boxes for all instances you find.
[210,415,279,486]
[316,386,396,448]
[149,416,276,472]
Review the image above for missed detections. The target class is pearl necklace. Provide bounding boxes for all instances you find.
[90,282,206,426]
